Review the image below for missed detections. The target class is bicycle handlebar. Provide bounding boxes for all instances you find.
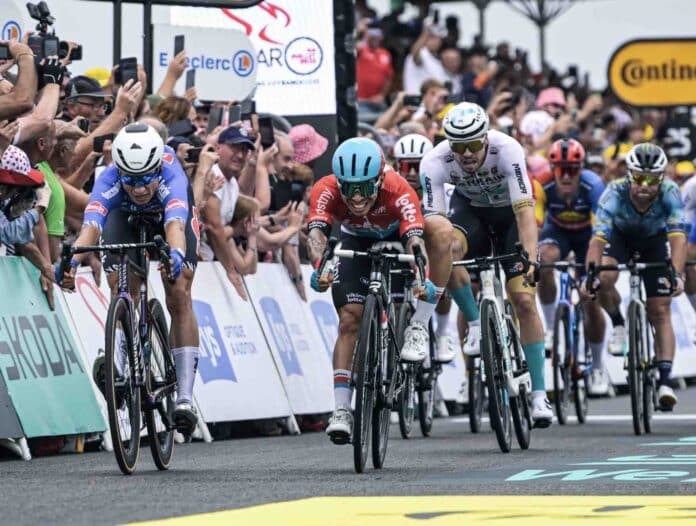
[334,248,416,264]
[537,261,585,271]
[452,242,531,273]
[586,258,675,295]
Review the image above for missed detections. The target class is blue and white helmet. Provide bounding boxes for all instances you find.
[332,137,384,182]
[112,122,164,177]
[443,102,490,142]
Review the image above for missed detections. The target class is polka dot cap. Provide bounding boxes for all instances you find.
[1,145,32,175]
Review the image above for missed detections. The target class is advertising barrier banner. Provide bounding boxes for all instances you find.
[168,1,336,116]
[148,262,293,423]
[0,372,22,439]
[246,264,334,414]
[0,258,105,437]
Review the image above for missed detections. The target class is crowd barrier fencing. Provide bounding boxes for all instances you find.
[1,257,695,460]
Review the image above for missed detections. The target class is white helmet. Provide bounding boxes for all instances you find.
[443,102,490,142]
[626,142,668,174]
[112,122,164,177]
[393,134,433,160]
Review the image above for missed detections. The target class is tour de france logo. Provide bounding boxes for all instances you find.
[232,49,255,78]
[284,36,323,76]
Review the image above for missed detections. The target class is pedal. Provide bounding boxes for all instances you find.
[533,418,552,429]
[329,432,350,445]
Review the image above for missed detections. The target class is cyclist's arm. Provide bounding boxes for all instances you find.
[419,154,448,213]
[165,219,186,256]
[306,177,338,265]
[664,181,687,275]
[503,142,537,258]
[533,179,545,228]
[586,184,617,269]
[388,175,427,267]
[202,194,238,275]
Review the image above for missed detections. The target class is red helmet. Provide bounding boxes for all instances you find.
[548,138,585,166]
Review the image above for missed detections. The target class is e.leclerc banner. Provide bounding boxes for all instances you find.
[0,258,105,437]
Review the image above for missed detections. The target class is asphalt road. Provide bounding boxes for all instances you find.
[2,388,696,525]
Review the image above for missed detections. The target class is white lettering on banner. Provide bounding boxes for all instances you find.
[395,193,417,222]
[166,1,336,116]
[199,325,223,368]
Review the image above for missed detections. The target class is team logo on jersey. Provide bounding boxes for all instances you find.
[162,153,174,164]
[85,201,108,216]
[371,205,387,216]
[101,185,120,200]
[513,163,528,195]
[165,199,187,213]
[157,184,171,200]
[395,193,417,222]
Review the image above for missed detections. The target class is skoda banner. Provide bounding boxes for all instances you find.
[0,258,105,438]
[165,0,336,116]
[608,39,696,107]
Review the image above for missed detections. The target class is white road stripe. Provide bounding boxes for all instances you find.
[448,413,696,424]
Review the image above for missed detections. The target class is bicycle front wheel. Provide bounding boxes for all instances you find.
[145,298,176,470]
[628,301,644,435]
[105,296,141,475]
[396,302,415,439]
[552,304,571,425]
[573,306,589,424]
[467,355,485,433]
[353,295,378,473]
[372,302,395,469]
[642,315,655,434]
[481,299,512,453]
[508,319,531,450]
[417,321,437,437]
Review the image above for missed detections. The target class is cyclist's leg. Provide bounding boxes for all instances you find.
[326,235,370,439]
[599,231,625,354]
[686,217,696,312]
[537,224,567,346]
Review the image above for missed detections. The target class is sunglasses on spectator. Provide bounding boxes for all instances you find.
[552,164,582,178]
[339,179,379,199]
[450,138,486,154]
[74,99,110,111]
[629,171,663,187]
[119,171,160,187]
[398,160,421,174]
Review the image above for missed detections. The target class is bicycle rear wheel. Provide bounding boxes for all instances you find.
[353,295,378,473]
[396,303,415,439]
[417,320,436,437]
[573,306,589,424]
[467,355,485,433]
[481,299,512,453]
[105,296,141,475]
[628,301,644,435]
[145,298,176,470]
[372,303,394,469]
[552,304,571,425]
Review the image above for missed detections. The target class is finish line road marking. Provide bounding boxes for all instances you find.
[133,496,696,525]
[450,414,696,424]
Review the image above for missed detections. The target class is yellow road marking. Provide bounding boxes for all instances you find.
[134,496,696,525]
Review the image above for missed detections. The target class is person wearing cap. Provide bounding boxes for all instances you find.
[289,124,328,168]
[60,75,109,128]
[199,125,255,299]
[403,20,449,94]
[356,24,394,114]
[520,88,571,150]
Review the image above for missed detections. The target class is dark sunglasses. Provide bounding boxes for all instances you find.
[119,171,160,187]
[339,179,379,198]
[450,138,486,154]
[629,171,663,187]
[398,160,421,174]
[552,164,582,178]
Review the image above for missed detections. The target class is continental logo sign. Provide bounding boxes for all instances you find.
[608,39,696,107]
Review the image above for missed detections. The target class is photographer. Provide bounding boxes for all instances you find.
[0,40,37,120]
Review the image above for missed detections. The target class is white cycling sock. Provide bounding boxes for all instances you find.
[435,311,450,338]
[333,369,352,409]
[589,341,605,370]
[411,288,443,326]
[540,302,556,331]
[173,346,199,404]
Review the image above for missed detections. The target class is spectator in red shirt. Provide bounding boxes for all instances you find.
[356,26,393,115]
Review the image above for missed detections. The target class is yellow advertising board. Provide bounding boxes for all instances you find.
[608,38,696,107]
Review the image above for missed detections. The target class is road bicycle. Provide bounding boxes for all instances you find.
[318,240,425,472]
[587,254,675,435]
[453,243,533,453]
[539,261,590,425]
[59,213,178,474]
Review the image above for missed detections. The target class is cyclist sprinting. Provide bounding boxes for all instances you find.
[306,137,433,443]
[417,101,554,427]
[681,171,696,314]
[394,133,455,363]
[534,138,609,395]
[57,123,201,432]
[583,143,686,410]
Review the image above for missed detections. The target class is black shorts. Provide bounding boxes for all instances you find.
[331,233,407,310]
[102,196,199,276]
[539,222,592,267]
[448,192,524,280]
[605,230,671,298]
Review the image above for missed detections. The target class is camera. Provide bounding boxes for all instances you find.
[26,2,81,61]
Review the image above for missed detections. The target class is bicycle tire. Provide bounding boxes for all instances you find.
[467,355,484,433]
[508,318,531,450]
[105,296,141,475]
[552,304,571,425]
[145,298,176,470]
[573,306,589,424]
[372,302,394,469]
[628,301,644,435]
[417,320,436,437]
[396,303,415,439]
[480,298,512,453]
[353,294,378,473]
[642,319,655,434]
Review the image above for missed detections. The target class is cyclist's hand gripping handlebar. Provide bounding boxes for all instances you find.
[153,235,174,283]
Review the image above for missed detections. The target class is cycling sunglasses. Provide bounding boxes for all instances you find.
[630,171,663,187]
[398,160,421,174]
[552,164,582,178]
[339,178,380,198]
[450,138,486,154]
[119,171,160,187]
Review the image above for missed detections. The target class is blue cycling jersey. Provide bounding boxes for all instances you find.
[83,146,190,231]
[535,169,604,231]
[592,177,685,241]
